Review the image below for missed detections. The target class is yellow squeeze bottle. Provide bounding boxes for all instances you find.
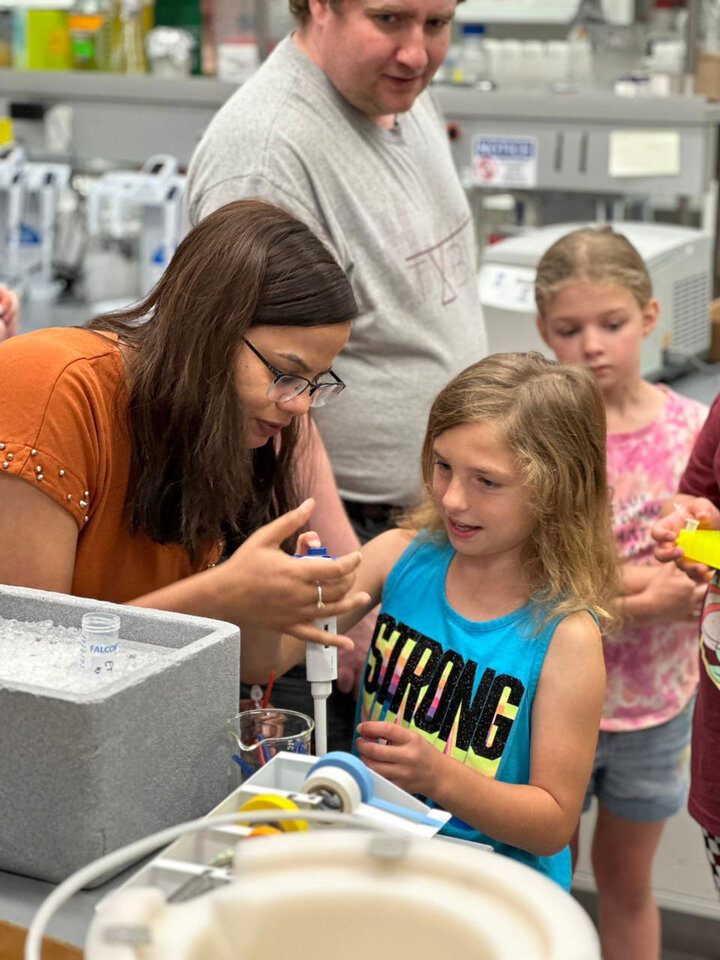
[676,520,720,570]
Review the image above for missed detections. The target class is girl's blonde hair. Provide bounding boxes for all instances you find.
[535,225,652,317]
[406,352,618,630]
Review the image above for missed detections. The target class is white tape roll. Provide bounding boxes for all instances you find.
[303,765,363,814]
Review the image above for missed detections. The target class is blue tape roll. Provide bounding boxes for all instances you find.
[308,752,440,828]
[308,752,373,801]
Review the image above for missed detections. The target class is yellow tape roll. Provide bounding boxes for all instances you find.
[237,794,308,832]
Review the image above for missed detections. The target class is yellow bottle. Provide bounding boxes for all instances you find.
[13,0,72,71]
[676,526,720,570]
[69,0,113,70]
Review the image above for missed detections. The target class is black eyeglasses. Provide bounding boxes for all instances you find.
[243,339,346,408]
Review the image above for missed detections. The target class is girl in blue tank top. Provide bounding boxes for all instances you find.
[313,353,618,890]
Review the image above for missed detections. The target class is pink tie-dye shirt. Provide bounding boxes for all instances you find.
[604,386,707,731]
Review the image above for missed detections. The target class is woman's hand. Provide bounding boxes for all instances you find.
[218,499,371,647]
[355,721,443,798]
[0,286,19,342]
[651,497,720,582]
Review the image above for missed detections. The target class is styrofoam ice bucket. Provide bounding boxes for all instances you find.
[0,584,240,885]
[86,830,601,959]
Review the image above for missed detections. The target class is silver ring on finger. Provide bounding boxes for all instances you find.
[316,583,325,611]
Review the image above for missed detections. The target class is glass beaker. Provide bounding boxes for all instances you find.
[226,708,314,787]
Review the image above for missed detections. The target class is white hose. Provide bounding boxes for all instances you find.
[24,809,381,960]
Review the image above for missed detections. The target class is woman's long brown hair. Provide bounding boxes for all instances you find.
[87,200,358,559]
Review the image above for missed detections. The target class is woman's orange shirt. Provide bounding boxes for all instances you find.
[0,328,219,603]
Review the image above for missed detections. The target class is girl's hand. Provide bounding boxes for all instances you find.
[642,562,708,622]
[651,498,719,582]
[356,721,443,798]
[218,499,370,647]
[0,286,19,342]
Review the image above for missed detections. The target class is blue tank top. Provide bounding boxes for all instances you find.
[355,534,572,890]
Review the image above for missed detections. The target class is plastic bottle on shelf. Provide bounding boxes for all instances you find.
[546,40,570,84]
[522,39,545,85]
[500,39,524,88]
[704,0,720,54]
[68,0,113,69]
[12,0,73,70]
[433,39,460,83]
[213,0,257,82]
[200,0,214,74]
[154,0,202,75]
[648,0,677,40]
[110,0,146,72]
[456,22,489,84]
[567,25,594,85]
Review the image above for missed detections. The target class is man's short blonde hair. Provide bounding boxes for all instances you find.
[289,0,343,26]
[289,0,463,27]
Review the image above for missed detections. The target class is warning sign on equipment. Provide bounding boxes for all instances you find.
[472,135,538,188]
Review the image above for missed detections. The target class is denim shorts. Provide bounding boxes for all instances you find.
[582,697,695,822]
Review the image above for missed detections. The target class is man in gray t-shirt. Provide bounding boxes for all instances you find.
[187,0,486,530]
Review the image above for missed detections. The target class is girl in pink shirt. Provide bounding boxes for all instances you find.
[537,226,707,960]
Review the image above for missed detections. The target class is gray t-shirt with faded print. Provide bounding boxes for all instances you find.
[186,37,486,506]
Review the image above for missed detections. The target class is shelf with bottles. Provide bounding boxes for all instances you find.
[1,0,295,79]
[454,0,634,25]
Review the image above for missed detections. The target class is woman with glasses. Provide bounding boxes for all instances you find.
[0,200,370,682]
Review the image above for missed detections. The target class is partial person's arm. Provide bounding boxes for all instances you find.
[357,610,604,857]
[0,285,19,341]
[652,398,720,576]
[0,476,78,592]
[617,561,706,624]
[618,564,654,595]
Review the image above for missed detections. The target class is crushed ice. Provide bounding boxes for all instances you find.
[0,617,168,693]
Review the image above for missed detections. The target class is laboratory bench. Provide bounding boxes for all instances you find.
[0,866,120,949]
